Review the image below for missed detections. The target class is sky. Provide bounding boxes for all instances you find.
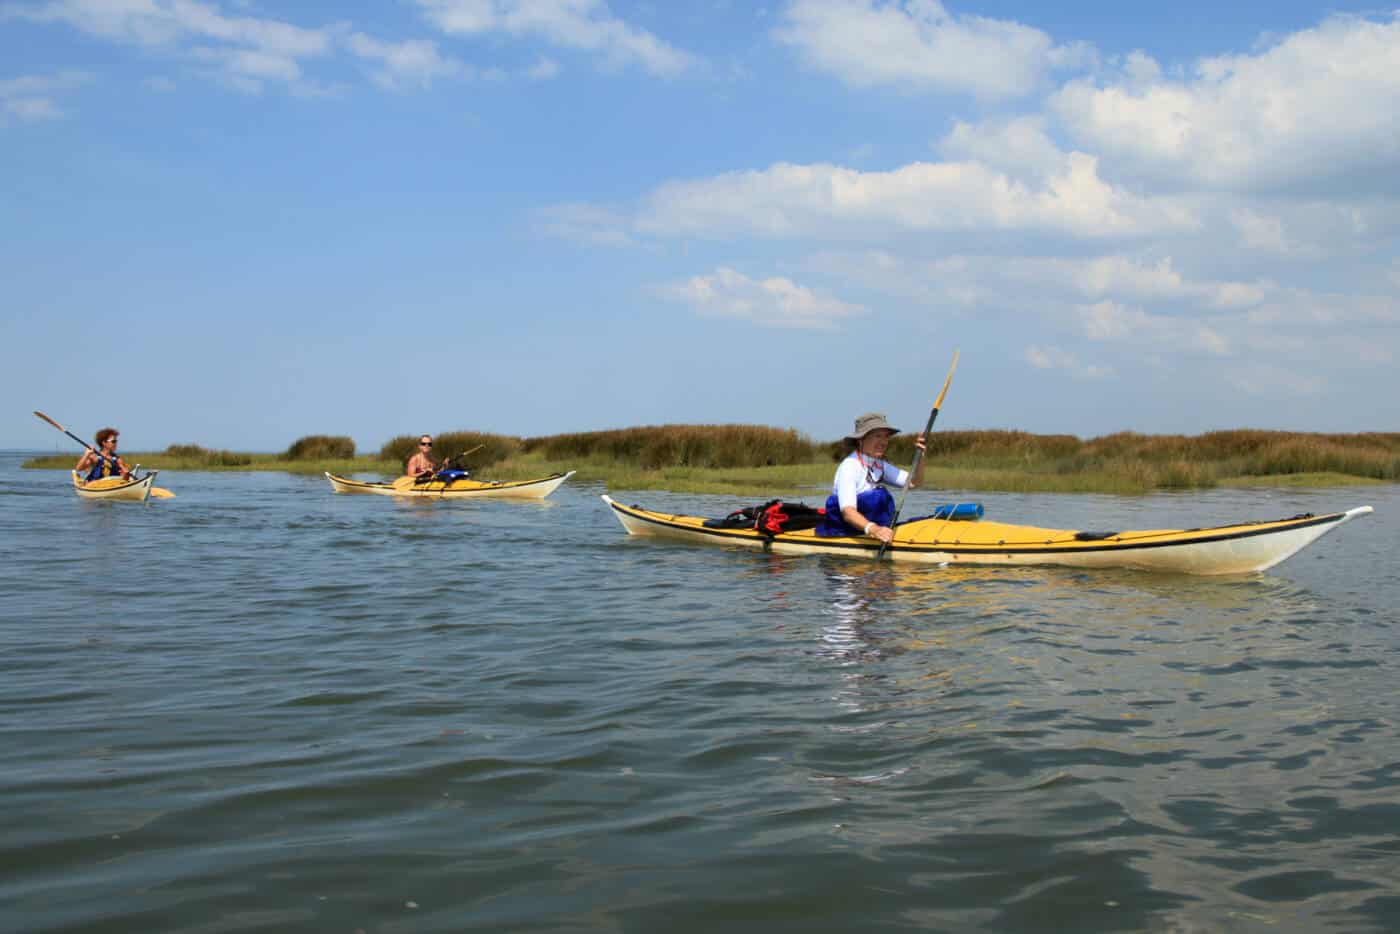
[3,0,1398,453]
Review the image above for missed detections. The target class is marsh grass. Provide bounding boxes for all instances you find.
[524,424,816,470]
[162,444,253,467]
[379,432,522,470]
[282,435,354,461]
[21,426,1400,493]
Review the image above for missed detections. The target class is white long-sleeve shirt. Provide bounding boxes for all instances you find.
[832,452,909,511]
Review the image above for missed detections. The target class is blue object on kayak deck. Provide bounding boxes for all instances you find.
[434,469,470,481]
[903,502,984,523]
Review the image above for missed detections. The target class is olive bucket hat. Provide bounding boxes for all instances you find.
[845,412,900,441]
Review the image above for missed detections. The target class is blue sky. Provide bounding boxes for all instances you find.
[3,0,1397,452]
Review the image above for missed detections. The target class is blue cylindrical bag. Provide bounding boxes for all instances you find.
[928,502,984,521]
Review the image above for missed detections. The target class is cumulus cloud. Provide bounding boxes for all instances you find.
[634,156,1198,240]
[775,0,1094,99]
[1051,13,1400,194]
[1005,255,1264,310]
[800,249,1263,316]
[654,266,867,329]
[414,0,698,76]
[939,115,1068,178]
[346,33,464,89]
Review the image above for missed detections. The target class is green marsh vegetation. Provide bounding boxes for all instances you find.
[23,426,1400,494]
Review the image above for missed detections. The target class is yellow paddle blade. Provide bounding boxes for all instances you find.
[391,475,419,491]
[149,487,176,499]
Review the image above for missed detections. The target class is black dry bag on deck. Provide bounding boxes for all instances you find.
[703,499,827,536]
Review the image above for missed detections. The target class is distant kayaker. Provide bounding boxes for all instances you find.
[74,427,132,481]
[406,435,444,480]
[816,413,926,543]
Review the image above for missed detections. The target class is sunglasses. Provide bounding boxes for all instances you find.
[419,441,433,447]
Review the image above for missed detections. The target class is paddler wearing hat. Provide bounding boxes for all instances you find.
[815,413,926,543]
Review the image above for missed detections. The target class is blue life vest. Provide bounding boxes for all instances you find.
[85,453,120,482]
[815,487,895,537]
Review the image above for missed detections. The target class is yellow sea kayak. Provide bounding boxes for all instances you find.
[602,495,1373,575]
[72,471,157,503]
[325,471,574,500]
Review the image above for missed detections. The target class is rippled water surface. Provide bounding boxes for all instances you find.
[2,453,1398,933]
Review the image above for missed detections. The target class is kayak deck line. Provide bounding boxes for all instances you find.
[601,496,1373,575]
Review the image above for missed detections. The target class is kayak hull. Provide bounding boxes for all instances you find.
[72,471,156,503]
[601,495,1372,575]
[326,471,574,500]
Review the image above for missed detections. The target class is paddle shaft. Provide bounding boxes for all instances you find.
[876,351,959,561]
[33,411,101,456]
[33,410,135,475]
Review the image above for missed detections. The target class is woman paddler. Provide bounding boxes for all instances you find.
[815,413,926,544]
[406,435,443,480]
[74,427,132,482]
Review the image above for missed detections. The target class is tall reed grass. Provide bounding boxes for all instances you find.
[282,435,355,461]
[163,443,253,467]
[23,425,1398,492]
[523,424,817,470]
[379,432,522,470]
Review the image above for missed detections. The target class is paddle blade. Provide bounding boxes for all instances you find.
[33,410,64,431]
[391,475,419,491]
[932,350,959,411]
[149,487,176,499]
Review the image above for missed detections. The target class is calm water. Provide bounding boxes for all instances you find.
[2,452,1398,933]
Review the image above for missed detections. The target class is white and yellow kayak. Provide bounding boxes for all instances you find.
[326,471,575,500]
[602,495,1373,575]
[72,471,158,503]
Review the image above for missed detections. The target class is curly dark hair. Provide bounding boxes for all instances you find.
[94,427,118,446]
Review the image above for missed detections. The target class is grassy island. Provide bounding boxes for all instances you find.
[25,426,1399,495]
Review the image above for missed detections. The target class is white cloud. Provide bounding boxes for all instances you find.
[414,0,698,76]
[0,70,89,123]
[654,266,867,329]
[1051,13,1400,193]
[634,155,1198,240]
[794,250,1267,325]
[1025,344,1113,380]
[4,0,334,53]
[5,0,338,93]
[1077,300,1230,355]
[1008,255,1263,310]
[346,33,464,89]
[774,0,1095,99]
[939,115,1066,178]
